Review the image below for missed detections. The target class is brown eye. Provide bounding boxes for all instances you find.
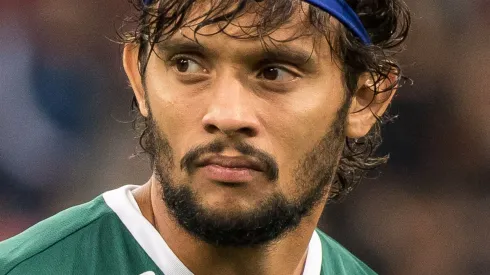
[259,66,296,81]
[263,67,279,80]
[174,58,207,74]
[176,59,189,72]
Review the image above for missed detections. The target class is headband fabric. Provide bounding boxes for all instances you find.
[142,0,371,44]
[304,0,371,44]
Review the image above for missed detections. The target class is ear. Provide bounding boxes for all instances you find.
[123,43,149,117]
[345,72,398,138]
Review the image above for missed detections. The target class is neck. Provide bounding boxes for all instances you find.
[133,177,325,275]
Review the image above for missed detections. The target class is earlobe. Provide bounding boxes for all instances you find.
[123,43,149,117]
[345,73,398,138]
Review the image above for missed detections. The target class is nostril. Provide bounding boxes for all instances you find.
[237,127,256,137]
[204,123,256,137]
[204,124,220,134]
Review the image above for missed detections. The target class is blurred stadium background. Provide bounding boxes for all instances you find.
[0,1,489,274]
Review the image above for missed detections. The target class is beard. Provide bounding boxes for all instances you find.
[145,104,347,247]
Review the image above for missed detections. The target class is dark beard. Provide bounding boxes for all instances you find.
[147,104,347,247]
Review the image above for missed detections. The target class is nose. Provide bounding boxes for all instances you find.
[201,75,260,138]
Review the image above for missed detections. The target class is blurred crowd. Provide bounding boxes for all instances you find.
[0,1,488,274]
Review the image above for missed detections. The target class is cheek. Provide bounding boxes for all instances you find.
[265,78,345,186]
[145,62,206,164]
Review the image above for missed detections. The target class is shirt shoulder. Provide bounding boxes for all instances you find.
[316,229,377,275]
[0,195,114,274]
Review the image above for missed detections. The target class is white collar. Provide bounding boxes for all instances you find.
[103,185,322,275]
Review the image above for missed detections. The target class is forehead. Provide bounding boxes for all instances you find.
[186,0,317,35]
[156,0,335,60]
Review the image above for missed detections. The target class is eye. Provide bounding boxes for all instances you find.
[174,58,207,74]
[258,66,297,82]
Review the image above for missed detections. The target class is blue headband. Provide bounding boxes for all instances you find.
[304,0,370,44]
[142,0,371,44]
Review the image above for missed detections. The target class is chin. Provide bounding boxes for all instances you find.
[190,180,274,213]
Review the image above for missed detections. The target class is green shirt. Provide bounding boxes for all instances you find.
[0,185,376,275]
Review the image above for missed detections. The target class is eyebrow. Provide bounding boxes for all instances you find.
[256,45,316,67]
[156,38,317,68]
[156,39,215,58]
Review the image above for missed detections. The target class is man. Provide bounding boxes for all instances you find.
[0,0,410,274]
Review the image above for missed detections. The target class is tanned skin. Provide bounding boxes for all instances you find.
[125,3,395,275]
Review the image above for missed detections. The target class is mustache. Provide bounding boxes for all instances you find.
[180,140,279,182]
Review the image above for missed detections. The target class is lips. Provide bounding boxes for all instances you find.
[197,156,265,172]
[196,155,266,183]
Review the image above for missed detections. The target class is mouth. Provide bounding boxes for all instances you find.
[196,155,265,183]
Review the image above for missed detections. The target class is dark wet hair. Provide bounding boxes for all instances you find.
[121,0,411,203]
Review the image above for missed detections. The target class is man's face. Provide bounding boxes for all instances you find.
[134,6,349,246]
